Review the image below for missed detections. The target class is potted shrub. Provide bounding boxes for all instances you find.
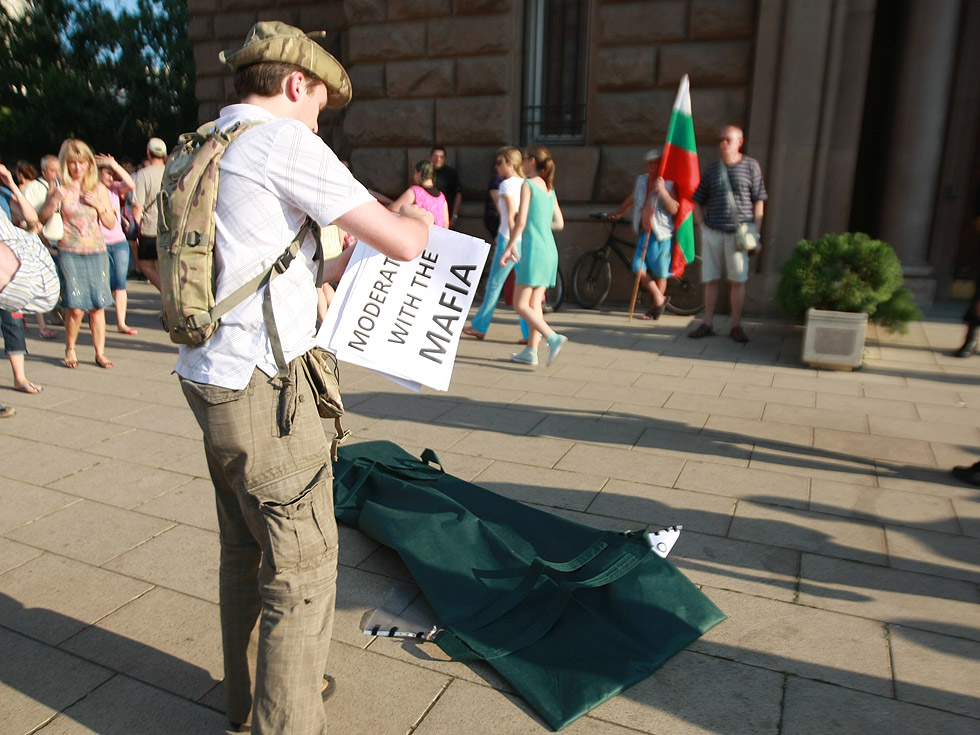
[775,232,921,369]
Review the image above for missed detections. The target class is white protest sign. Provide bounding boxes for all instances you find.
[317,227,490,391]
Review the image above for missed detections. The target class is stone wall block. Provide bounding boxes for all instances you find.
[428,18,511,57]
[435,97,510,145]
[597,1,686,45]
[187,0,219,12]
[194,76,223,104]
[299,2,345,31]
[659,41,752,86]
[349,23,427,63]
[594,47,657,91]
[387,60,455,98]
[349,148,407,198]
[458,146,503,198]
[550,147,601,202]
[344,99,435,146]
[194,41,227,78]
[690,0,755,40]
[344,0,387,24]
[457,56,509,96]
[349,64,387,99]
[453,0,512,15]
[214,12,259,41]
[596,146,654,202]
[390,0,452,21]
[258,6,300,26]
[591,90,674,143]
[214,0,275,8]
[691,88,748,137]
[188,16,213,42]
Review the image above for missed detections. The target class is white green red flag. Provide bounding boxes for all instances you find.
[659,74,699,278]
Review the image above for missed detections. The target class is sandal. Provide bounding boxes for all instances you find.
[38,327,57,339]
[95,354,114,369]
[64,348,79,369]
[15,382,42,394]
[688,323,715,339]
[117,326,138,335]
[461,326,485,340]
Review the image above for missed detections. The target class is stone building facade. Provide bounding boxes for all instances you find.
[188,0,980,310]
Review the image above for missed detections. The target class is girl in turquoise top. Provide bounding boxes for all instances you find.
[501,146,568,366]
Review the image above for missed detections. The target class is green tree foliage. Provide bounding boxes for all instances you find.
[775,232,921,333]
[0,0,196,165]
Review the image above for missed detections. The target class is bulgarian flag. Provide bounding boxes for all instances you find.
[659,74,699,278]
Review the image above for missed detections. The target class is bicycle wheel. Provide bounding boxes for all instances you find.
[572,251,612,309]
[665,256,704,316]
[544,267,565,312]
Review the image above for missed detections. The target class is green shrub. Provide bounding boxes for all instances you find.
[775,232,921,333]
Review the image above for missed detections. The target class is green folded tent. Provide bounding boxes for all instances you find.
[334,441,725,731]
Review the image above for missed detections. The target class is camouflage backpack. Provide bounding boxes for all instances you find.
[156,119,321,375]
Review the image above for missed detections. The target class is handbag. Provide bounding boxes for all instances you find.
[719,165,758,253]
[333,441,726,731]
[42,211,63,243]
[300,347,350,459]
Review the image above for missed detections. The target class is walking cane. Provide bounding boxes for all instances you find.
[627,229,652,322]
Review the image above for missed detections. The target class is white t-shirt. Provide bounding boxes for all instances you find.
[132,165,165,236]
[496,176,524,239]
[175,104,374,390]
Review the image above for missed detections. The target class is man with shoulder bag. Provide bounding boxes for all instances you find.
[688,124,767,343]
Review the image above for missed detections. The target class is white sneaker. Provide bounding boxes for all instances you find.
[511,348,538,365]
[546,334,568,366]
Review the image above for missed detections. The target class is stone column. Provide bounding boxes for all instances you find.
[878,0,961,275]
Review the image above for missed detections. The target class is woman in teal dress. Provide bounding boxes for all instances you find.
[501,146,568,367]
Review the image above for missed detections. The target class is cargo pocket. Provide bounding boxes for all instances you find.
[258,464,337,574]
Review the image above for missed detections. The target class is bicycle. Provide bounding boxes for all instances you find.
[571,213,704,315]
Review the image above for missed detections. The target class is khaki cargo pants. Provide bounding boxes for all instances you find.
[181,360,338,735]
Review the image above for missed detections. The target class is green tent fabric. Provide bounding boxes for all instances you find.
[333,441,725,731]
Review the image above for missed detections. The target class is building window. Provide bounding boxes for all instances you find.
[522,0,589,145]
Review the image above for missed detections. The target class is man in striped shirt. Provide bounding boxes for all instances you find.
[688,125,767,343]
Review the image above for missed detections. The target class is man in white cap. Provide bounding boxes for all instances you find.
[176,21,434,734]
[131,136,168,290]
[611,148,679,319]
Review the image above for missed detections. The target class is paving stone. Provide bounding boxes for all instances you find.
[492,373,586,396]
[36,673,229,734]
[587,478,735,536]
[671,531,800,602]
[337,523,381,569]
[87,428,210,476]
[322,642,450,735]
[704,415,814,448]
[874,462,976,499]
[346,416,471,450]
[0,441,99,487]
[889,624,980,718]
[513,389,614,416]
[780,676,979,734]
[554,443,685,486]
[771,373,863,395]
[634,426,753,466]
[428,401,546,435]
[0,554,152,645]
[591,650,783,735]
[47,460,192,509]
[688,364,776,386]
[913,401,980,426]
[884,526,980,583]
[61,587,222,701]
[47,393,147,422]
[110,402,202,437]
[809,478,959,532]
[103,524,220,604]
[550,363,643,385]
[634,372,726,396]
[798,554,980,641]
[573,380,671,407]
[862,383,963,406]
[0,536,43,575]
[812,428,935,465]
[663,390,765,420]
[868,415,980,445]
[928,440,980,469]
[529,414,646,447]
[720,382,816,408]
[951,496,980,538]
[0,478,77,534]
[814,391,919,418]
[611,401,709,431]
[0,627,113,735]
[675,460,809,507]
[729,501,887,564]
[762,403,870,433]
[9,410,132,450]
[449,430,574,468]
[472,460,605,511]
[692,588,892,694]
[134,477,220,532]
[334,566,403,648]
[354,393,456,421]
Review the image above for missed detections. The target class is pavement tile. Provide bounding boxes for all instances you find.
[550,363,643,385]
[884,526,980,583]
[46,460,192,509]
[0,478,77,534]
[889,624,980,718]
[0,627,114,735]
[914,401,980,426]
[0,537,43,574]
[868,415,980,445]
[874,462,977,499]
[570,380,670,408]
[862,382,964,406]
[345,416,471,450]
[812,428,936,465]
[337,523,381,569]
[591,650,783,735]
[334,566,404,648]
[422,448,494,481]
[0,554,152,645]
[338,393,456,422]
[762,403,869,433]
[61,587,222,701]
[634,372,726,396]
[322,641,450,735]
[610,401,709,431]
[492,373,586,396]
[809,478,959,532]
[634,426,753,466]
[623,355,695,376]
[798,554,980,642]
[433,402,545,434]
[0,442,99,487]
[687,364,776,386]
[671,531,800,602]
[8,411,132,450]
[44,393,147,422]
[675,460,809,507]
[449,430,574,468]
[928,440,980,470]
[771,373,863,395]
[110,402,202,437]
[514,389,614,415]
[951,496,980,538]
[555,443,685,486]
[36,673,229,734]
[587,478,736,536]
[352,544,414,583]
[693,588,892,694]
[86,428,210,476]
[5,500,173,566]
[103,524,220,604]
[780,676,980,735]
[135,478,220,533]
[704,415,814,448]
[528,413,646,447]
[729,501,887,565]
[720,382,816,408]
[472,460,605,511]
[747,445,877,485]
[663,391,765,420]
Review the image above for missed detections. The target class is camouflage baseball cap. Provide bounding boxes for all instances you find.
[219,21,352,109]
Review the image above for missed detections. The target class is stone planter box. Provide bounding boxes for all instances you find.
[801,308,868,370]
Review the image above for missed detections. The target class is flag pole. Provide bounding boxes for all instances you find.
[627,193,660,322]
